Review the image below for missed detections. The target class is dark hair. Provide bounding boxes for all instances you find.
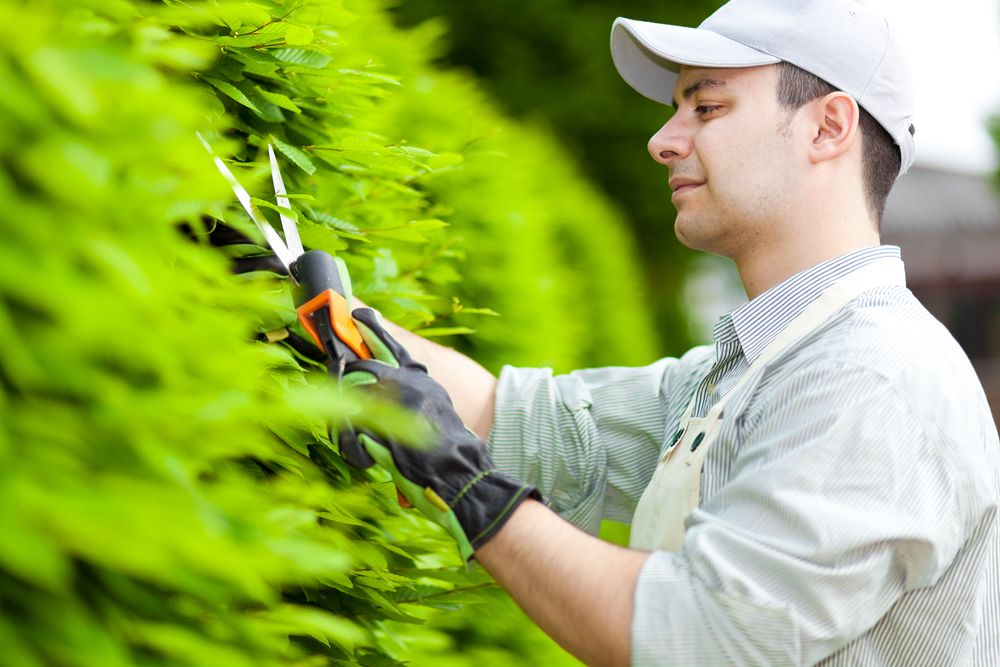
[774,61,900,230]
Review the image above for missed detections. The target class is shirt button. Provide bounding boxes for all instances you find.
[706,383,716,392]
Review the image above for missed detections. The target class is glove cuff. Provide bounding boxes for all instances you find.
[451,471,543,551]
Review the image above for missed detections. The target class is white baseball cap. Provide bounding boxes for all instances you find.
[611,0,916,176]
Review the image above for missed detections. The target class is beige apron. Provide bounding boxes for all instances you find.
[629,258,906,552]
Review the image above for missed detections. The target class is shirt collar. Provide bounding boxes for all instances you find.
[718,245,903,365]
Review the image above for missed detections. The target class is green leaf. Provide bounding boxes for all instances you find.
[272,48,332,68]
[226,48,280,77]
[365,219,448,242]
[256,22,291,36]
[284,25,314,46]
[337,69,401,86]
[317,508,363,527]
[328,172,365,199]
[268,424,312,456]
[209,58,245,82]
[248,93,284,122]
[395,145,438,158]
[416,327,475,338]
[250,197,299,222]
[387,219,448,232]
[211,33,288,48]
[318,571,353,589]
[264,605,366,652]
[340,136,389,155]
[309,211,363,234]
[202,76,260,112]
[255,86,300,113]
[216,9,241,31]
[273,138,316,175]
[354,652,406,667]
[353,575,395,592]
[228,46,280,64]
[352,540,387,569]
[380,543,415,561]
[298,224,347,254]
[211,4,271,30]
[458,307,500,316]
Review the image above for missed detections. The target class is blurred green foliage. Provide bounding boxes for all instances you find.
[391,0,725,357]
[338,7,658,372]
[0,0,655,664]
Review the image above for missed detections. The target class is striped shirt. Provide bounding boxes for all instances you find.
[487,246,1000,666]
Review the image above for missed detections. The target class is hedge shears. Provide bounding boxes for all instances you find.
[200,136,379,470]
[200,139,541,547]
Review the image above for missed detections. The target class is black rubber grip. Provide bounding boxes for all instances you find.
[291,250,345,308]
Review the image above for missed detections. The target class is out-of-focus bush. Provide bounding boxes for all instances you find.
[392,0,726,357]
[0,0,653,664]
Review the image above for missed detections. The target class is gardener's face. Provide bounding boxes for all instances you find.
[648,64,800,260]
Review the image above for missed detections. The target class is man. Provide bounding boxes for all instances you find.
[343,0,1000,665]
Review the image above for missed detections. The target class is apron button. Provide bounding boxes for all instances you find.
[690,432,705,452]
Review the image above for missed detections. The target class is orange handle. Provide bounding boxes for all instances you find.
[296,289,372,360]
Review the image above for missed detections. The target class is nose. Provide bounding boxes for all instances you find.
[647,114,692,166]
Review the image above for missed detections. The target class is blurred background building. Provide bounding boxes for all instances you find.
[882,167,1000,420]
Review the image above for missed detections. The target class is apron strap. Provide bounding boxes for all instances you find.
[632,257,906,551]
[671,257,905,445]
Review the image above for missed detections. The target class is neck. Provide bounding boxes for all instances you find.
[734,207,880,300]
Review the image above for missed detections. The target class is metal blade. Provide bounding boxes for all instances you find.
[268,144,304,257]
[197,134,295,271]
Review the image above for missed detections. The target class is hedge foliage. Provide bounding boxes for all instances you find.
[392,0,726,357]
[0,0,656,665]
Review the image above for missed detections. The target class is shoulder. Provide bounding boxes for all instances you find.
[743,284,998,488]
[766,285,977,394]
[728,285,1000,541]
[737,285,994,452]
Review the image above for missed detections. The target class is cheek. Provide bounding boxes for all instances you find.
[695,121,753,185]
[701,125,792,207]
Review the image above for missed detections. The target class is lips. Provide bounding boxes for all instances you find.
[669,177,704,199]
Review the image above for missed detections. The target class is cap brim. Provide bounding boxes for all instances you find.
[611,18,780,105]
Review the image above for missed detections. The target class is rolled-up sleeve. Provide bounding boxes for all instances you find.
[487,347,714,533]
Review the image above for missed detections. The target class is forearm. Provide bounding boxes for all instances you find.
[475,499,650,667]
[353,302,497,440]
[376,317,497,441]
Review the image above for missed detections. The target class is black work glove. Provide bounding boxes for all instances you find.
[342,308,541,561]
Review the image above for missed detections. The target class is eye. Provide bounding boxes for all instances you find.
[695,105,721,116]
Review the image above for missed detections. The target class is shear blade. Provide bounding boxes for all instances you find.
[199,134,298,271]
[268,145,305,258]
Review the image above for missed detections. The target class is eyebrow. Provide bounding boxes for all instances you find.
[671,78,733,109]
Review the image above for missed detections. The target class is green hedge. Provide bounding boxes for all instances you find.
[391,0,727,357]
[0,0,655,665]
[340,11,658,372]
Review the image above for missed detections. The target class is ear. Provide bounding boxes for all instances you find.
[807,91,860,166]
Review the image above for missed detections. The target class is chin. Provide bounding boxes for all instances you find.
[673,214,702,251]
[674,214,727,255]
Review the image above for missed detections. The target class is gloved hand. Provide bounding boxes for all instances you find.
[340,308,541,561]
